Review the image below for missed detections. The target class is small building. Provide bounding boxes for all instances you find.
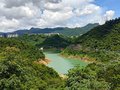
[7,34,18,38]
[0,33,19,38]
[40,47,44,51]
[44,33,60,36]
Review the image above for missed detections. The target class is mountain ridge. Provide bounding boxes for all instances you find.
[0,23,99,36]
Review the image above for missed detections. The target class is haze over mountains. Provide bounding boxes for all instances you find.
[0,23,98,36]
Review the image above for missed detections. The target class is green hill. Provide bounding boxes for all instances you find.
[62,18,120,62]
[37,35,71,49]
[76,18,120,51]
[62,18,120,90]
[0,38,64,90]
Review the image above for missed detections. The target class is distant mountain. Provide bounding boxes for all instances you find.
[53,23,99,36]
[0,23,98,36]
[75,18,120,51]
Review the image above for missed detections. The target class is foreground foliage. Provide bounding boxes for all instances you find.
[0,18,120,90]
[66,62,120,90]
[0,38,64,90]
[62,18,120,90]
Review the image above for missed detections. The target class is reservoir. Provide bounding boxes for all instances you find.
[45,52,88,74]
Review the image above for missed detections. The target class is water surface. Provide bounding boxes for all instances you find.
[45,52,88,74]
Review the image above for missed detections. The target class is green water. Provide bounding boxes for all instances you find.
[45,52,88,74]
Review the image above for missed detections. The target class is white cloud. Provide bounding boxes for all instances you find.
[0,0,115,32]
[74,4,101,16]
[104,10,115,21]
[0,6,36,19]
[0,17,19,32]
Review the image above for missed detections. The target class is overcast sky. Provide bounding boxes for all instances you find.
[0,0,119,32]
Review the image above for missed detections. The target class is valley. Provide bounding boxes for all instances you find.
[0,0,120,90]
[0,18,120,90]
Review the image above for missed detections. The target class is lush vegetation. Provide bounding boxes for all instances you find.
[18,34,47,46]
[0,18,120,90]
[0,38,64,90]
[0,38,45,61]
[66,62,120,90]
[18,34,71,51]
[62,18,120,62]
[62,45,120,63]
[38,35,71,49]
[75,18,120,51]
[62,18,120,90]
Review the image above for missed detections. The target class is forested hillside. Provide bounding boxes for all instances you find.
[66,61,120,90]
[0,18,120,90]
[0,38,64,90]
[18,34,71,51]
[62,18,120,62]
[76,18,120,51]
[18,34,47,46]
[38,35,71,49]
[0,38,45,61]
[62,18,120,90]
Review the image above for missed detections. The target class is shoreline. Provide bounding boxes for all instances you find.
[37,58,51,65]
[37,52,92,79]
[60,54,95,63]
[37,53,91,79]
[59,74,68,79]
[37,58,68,79]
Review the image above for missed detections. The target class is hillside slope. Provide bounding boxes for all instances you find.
[0,38,63,90]
[63,18,120,90]
[75,18,120,51]
[62,18,120,62]
[37,35,71,49]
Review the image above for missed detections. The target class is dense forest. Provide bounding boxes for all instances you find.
[0,18,120,90]
[0,38,64,90]
[18,34,72,51]
[76,18,120,51]
[62,18,120,62]
[62,18,120,90]
[38,35,71,49]
[66,62,120,90]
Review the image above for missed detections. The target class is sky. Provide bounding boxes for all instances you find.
[0,0,119,32]
[94,0,120,18]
